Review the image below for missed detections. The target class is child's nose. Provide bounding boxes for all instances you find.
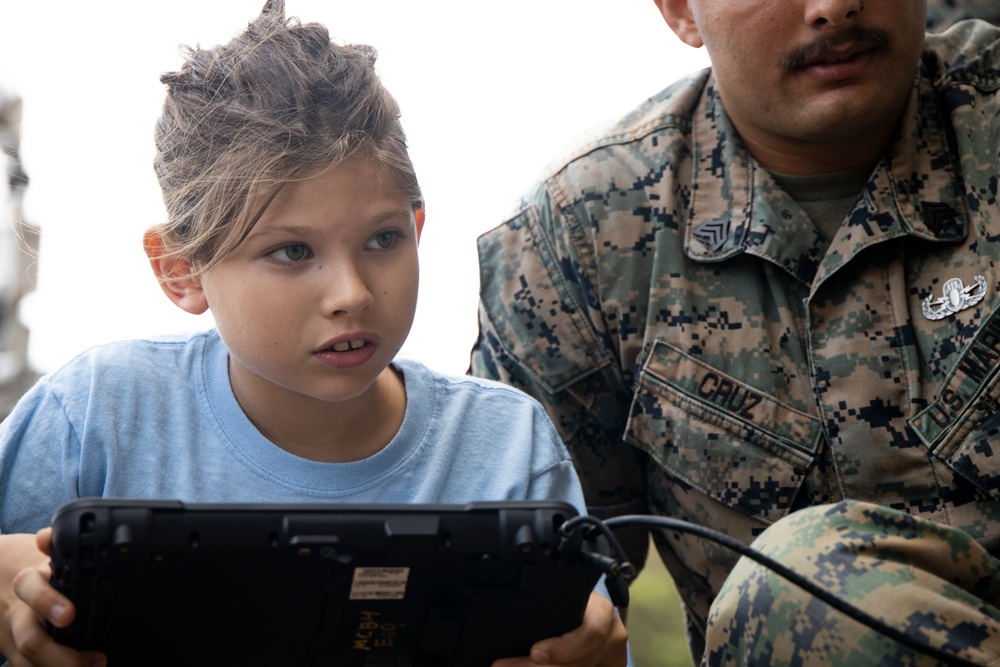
[321,260,375,316]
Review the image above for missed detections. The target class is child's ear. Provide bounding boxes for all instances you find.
[142,227,209,315]
[415,207,425,242]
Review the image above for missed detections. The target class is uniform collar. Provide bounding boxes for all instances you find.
[683,70,969,285]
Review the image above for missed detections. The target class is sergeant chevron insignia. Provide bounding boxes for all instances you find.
[692,218,730,253]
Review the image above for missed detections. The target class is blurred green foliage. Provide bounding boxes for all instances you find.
[625,539,695,667]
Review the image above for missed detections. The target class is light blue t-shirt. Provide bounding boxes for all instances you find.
[0,330,636,665]
[0,330,586,534]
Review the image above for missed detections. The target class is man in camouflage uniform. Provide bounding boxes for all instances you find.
[470,1,1000,664]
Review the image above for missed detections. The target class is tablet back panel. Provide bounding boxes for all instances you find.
[48,498,602,666]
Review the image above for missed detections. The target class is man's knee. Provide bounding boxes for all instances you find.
[701,501,1000,666]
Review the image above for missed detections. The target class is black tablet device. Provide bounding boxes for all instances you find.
[48,498,607,666]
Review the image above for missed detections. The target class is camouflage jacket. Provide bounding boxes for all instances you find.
[470,21,1000,641]
[928,0,1000,30]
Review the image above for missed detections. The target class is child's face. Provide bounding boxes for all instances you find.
[196,157,420,408]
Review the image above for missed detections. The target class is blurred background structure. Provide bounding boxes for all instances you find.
[0,85,38,419]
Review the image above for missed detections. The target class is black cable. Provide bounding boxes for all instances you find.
[561,514,637,581]
[571,514,981,667]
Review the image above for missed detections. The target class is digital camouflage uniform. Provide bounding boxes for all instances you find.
[470,20,1000,666]
[927,0,1000,30]
[704,500,1000,666]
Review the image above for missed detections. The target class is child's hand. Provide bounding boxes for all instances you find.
[491,590,628,667]
[0,529,106,667]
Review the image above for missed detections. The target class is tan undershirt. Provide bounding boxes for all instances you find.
[770,163,877,240]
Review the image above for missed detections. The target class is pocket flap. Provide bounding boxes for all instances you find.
[627,341,823,523]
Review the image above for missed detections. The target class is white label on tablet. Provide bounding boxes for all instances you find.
[350,567,410,600]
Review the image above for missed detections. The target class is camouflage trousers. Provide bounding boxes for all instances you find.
[702,501,1000,666]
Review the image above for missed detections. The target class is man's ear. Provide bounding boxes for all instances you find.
[653,0,704,48]
[143,227,209,315]
[415,206,425,243]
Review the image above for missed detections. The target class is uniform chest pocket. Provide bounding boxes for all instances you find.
[626,341,824,524]
[910,316,1000,499]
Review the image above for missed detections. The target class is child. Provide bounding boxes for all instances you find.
[0,2,629,666]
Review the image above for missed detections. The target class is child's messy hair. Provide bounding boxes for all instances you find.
[153,0,422,272]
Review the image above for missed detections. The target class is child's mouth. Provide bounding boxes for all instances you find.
[329,339,367,352]
[314,337,378,369]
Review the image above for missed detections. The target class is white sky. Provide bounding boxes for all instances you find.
[0,0,708,378]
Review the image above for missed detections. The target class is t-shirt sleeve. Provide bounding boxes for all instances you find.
[522,409,589,516]
[0,377,82,534]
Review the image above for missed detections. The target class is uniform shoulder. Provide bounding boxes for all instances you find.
[542,68,710,178]
[923,19,1000,89]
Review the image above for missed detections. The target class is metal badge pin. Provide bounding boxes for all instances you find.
[922,276,987,320]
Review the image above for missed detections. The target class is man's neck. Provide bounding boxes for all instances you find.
[729,97,907,175]
[742,129,895,175]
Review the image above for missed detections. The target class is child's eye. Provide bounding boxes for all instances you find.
[269,243,312,262]
[366,231,401,250]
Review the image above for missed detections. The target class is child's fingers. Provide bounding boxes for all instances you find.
[8,538,105,667]
[492,592,628,667]
[6,590,102,667]
[35,527,53,554]
[12,564,72,628]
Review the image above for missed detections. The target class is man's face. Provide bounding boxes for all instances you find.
[677,0,927,172]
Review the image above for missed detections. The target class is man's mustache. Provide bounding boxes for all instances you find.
[781,27,892,72]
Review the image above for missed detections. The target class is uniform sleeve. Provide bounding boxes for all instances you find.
[0,378,82,534]
[470,183,651,567]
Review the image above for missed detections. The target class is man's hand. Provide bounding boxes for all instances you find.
[491,591,628,666]
[0,529,105,667]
